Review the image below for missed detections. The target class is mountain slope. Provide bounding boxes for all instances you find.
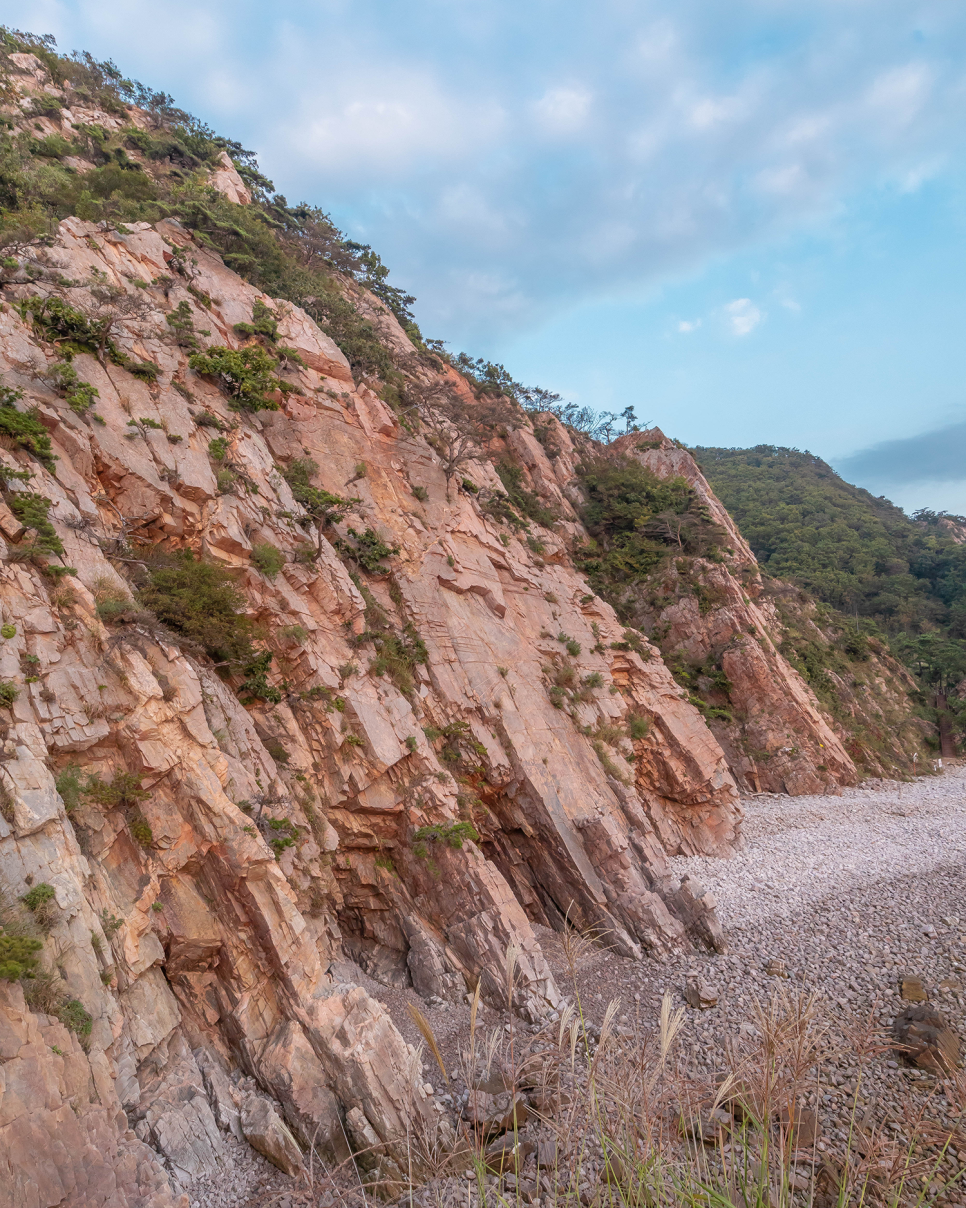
[0,31,934,1204]
[693,445,966,639]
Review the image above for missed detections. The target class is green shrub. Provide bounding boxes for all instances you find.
[251,542,285,579]
[208,436,229,461]
[99,909,123,939]
[334,527,399,574]
[216,468,237,494]
[48,359,99,414]
[282,459,357,526]
[495,462,558,528]
[165,300,201,348]
[0,624,14,639]
[137,551,256,666]
[54,997,92,1038]
[6,493,64,557]
[20,882,57,930]
[0,680,19,707]
[188,345,281,412]
[367,625,428,695]
[264,739,289,764]
[0,933,43,981]
[413,821,479,852]
[237,651,281,703]
[21,883,56,912]
[55,765,83,813]
[82,771,149,810]
[233,298,278,342]
[627,713,651,740]
[0,385,56,467]
[128,812,153,847]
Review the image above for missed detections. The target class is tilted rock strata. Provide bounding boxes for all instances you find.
[0,215,737,1201]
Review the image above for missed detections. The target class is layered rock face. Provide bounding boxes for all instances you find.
[602,432,928,790]
[0,49,920,1205]
[0,214,740,1202]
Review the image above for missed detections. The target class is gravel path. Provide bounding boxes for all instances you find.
[669,765,966,927]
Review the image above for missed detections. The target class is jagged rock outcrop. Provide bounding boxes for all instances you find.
[0,209,738,1201]
[0,46,919,1204]
[599,431,929,789]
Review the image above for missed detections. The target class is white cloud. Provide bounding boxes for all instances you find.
[724,298,764,336]
[533,86,592,133]
[678,318,701,333]
[20,0,966,342]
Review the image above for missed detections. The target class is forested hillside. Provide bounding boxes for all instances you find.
[694,444,966,699]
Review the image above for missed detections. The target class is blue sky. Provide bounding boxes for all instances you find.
[8,0,966,514]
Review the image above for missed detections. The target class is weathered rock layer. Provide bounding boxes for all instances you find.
[0,48,922,1206]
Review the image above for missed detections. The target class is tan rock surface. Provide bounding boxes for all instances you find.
[0,52,920,1195]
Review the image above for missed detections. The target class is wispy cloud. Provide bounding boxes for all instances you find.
[20,0,966,345]
[724,298,763,336]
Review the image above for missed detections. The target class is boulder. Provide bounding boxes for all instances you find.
[893,1004,961,1075]
[462,1090,529,1138]
[241,1096,303,1176]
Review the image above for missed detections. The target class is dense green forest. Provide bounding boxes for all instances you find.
[693,445,966,694]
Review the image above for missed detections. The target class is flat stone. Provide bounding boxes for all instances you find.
[900,976,928,1002]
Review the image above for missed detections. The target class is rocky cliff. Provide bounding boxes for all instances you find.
[0,44,926,1206]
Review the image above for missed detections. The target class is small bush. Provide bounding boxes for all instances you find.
[0,624,15,638]
[251,542,285,579]
[334,527,399,574]
[0,933,43,981]
[138,550,256,666]
[282,459,357,526]
[189,344,281,412]
[21,882,57,930]
[216,468,237,494]
[165,300,200,349]
[128,812,153,847]
[233,298,278,342]
[21,883,56,912]
[55,765,83,813]
[237,651,281,703]
[0,384,56,467]
[627,712,651,740]
[0,680,19,707]
[83,771,149,810]
[208,436,229,461]
[412,821,479,852]
[367,624,428,695]
[99,909,123,939]
[264,739,289,765]
[411,485,428,502]
[496,461,558,528]
[7,493,64,556]
[49,359,99,414]
[54,997,93,1039]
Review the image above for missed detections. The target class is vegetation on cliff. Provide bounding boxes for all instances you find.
[696,445,966,740]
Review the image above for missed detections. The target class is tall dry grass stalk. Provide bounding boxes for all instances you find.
[262,946,964,1208]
